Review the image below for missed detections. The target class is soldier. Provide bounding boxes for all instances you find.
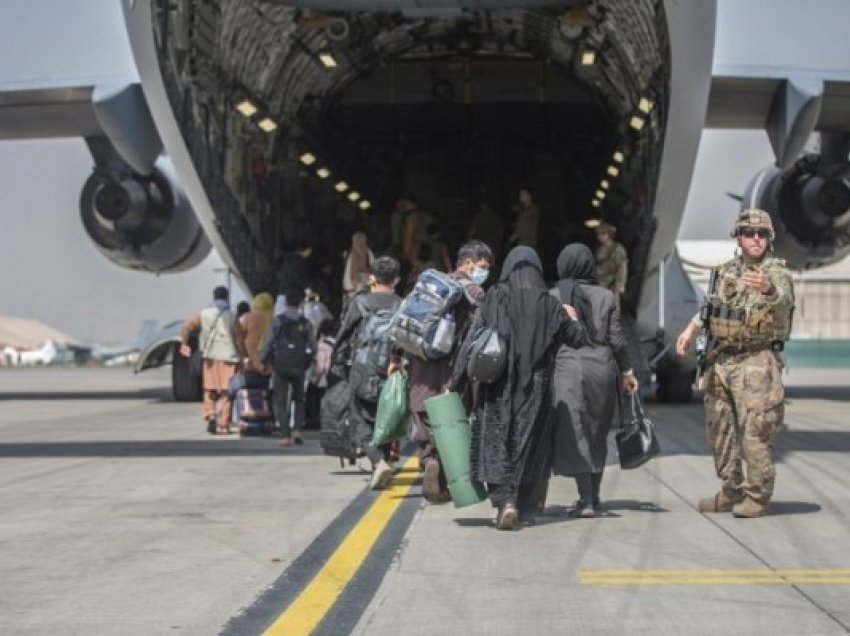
[676,209,795,518]
[594,222,628,302]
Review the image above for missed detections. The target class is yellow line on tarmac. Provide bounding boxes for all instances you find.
[581,569,850,587]
[263,457,419,636]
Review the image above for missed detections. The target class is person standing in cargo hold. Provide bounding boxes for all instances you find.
[508,186,540,251]
[676,209,795,518]
[594,222,628,304]
[179,286,244,435]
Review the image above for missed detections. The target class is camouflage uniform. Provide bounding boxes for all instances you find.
[595,224,628,296]
[702,209,794,514]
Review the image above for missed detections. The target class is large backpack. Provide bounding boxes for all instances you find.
[349,296,398,401]
[318,378,361,466]
[390,269,470,360]
[270,315,314,376]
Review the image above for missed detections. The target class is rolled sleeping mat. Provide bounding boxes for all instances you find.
[424,392,487,508]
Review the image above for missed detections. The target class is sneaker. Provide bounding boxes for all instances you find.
[496,503,518,530]
[568,500,596,519]
[206,418,217,435]
[370,460,393,490]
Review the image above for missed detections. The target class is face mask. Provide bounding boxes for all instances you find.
[470,267,489,285]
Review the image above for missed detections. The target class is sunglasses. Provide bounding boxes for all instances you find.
[739,228,770,239]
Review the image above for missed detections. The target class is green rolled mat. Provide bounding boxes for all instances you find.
[423,392,487,508]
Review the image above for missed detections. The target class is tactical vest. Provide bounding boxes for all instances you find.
[708,256,794,348]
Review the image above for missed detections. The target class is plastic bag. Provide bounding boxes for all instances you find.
[372,371,410,446]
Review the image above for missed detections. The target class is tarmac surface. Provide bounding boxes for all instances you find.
[1,367,849,635]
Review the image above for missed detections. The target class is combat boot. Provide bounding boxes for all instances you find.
[732,498,767,518]
[697,491,740,513]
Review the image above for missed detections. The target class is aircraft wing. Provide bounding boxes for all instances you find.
[0,76,163,174]
[708,65,850,130]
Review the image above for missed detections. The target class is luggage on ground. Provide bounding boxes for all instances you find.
[318,379,361,465]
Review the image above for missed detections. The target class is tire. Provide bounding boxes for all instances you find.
[172,343,202,402]
[656,370,694,403]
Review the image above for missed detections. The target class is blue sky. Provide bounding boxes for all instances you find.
[0,0,848,343]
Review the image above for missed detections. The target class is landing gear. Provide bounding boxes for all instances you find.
[171,343,202,402]
[656,369,694,403]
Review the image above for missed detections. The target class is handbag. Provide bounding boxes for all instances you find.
[466,326,507,384]
[615,393,661,469]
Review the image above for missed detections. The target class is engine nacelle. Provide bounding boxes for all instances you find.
[80,158,211,273]
[744,155,850,270]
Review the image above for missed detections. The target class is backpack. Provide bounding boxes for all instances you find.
[349,296,398,401]
[318,379,361,465]
[390,269,471,360]
[270,315,314,376]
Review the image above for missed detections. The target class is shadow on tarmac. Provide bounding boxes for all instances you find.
[0,389,173,402]
[785,385,850,401]
[767,501,822,515]
[0,439,330,458]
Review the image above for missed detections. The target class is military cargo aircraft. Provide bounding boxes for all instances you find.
[2,0,849,401]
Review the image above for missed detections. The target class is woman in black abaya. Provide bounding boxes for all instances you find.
[451,246,587,530]
[550,243,638,517]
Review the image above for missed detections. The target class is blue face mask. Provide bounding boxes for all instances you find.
[470,267,489,285]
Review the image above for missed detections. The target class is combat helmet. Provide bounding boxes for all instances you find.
[731,208,775,240]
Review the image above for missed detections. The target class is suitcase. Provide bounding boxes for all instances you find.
[318,379,362,466]
[235,388,275,436]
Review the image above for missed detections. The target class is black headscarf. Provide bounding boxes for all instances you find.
[556,243,598,341]
[481,246,565,391]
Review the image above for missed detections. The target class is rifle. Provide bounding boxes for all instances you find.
[695,267,719,380]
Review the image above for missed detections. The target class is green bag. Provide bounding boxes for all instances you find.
[424,392,487,508]
[372,371,410,446]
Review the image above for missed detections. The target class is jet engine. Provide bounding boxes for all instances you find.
[80,158,211,273]
[744,144,850,270]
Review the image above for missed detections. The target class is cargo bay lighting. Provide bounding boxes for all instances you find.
[607,165,620,177]
[316,167,330,179]
[347,191,361,202]
[600,180,610,190]
[585,217,601,227]
[596,190,606,200]
[359,200,371,210]
[334,181,349,193]
[257,117,277,133]
[235,99,257,118]
[581,49,596,66]
[319,52,338,68]
[612,150,624,163]
[638,97,654,114]
[299,152,317,166]
[629,115,646,131]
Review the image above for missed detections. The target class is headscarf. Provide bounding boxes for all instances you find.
[481,246,565,391]
[251,292,274,352]
[348,232,371,286]
[556,243,598,341]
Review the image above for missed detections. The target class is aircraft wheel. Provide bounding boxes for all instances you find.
[656,370,694,403]
[172,343,202,402]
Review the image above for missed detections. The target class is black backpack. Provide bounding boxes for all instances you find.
[270,315,314,375]
[318,379,361,466]
[349,296,398,401]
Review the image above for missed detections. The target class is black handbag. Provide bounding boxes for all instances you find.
[466,326,507,384]
[189,349,204,377]
[615,393,661,469]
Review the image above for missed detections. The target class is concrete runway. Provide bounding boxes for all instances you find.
[1,367,849,635]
